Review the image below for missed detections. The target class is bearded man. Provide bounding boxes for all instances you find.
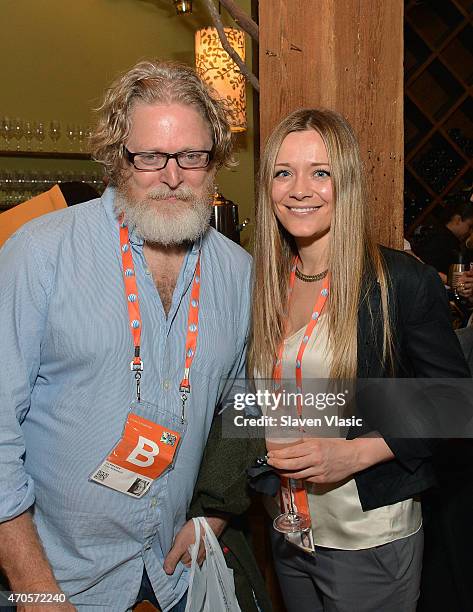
[0,60,252,611]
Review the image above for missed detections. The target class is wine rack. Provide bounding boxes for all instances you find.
[404,0,473,234]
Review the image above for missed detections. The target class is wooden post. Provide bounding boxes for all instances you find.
[259,1,404,248]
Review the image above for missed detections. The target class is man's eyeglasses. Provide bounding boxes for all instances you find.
[125,148,213,171]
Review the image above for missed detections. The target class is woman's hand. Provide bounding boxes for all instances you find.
[266,437,394,483]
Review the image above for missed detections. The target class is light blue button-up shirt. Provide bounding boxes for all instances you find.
[0,187,251,611]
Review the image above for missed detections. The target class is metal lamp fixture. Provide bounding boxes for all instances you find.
[195,27,247,133]
[173,0,193,15]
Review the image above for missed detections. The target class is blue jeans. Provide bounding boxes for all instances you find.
[135,568,187,611]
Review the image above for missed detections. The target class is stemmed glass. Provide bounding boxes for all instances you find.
[77,125,86,152]
[265,394,311,533]
[49,120,61,151]
[24,121,34,151]
[13,118,23,151]
[266,437,310,533]
[1,117,13,150]
[66,124,77,151]
[34,121,45,151]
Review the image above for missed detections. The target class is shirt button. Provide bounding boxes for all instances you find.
[151,496,158,508]
[145,268,151,276]
[163,380,170,390]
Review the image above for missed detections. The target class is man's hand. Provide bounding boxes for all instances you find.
[267,437,394,483]
[456,270,473,301]
[163,517,227,575]
[0,512,69,611]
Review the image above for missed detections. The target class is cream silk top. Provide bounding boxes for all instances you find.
[272,311,422,550]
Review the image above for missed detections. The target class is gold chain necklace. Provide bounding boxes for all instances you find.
[295,267,329,283]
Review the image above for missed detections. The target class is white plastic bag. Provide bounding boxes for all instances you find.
[185,517,241,612]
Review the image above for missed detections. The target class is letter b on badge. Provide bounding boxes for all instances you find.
[127,435,160,467]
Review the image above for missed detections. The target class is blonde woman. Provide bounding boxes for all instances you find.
[249,109,469,612]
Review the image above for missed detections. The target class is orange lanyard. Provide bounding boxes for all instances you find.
[273,257,330,416]
[119,219,201,422]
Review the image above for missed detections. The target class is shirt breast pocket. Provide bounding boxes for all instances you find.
[191,311,241,381]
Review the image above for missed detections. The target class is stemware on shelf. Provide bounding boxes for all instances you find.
[0,114,104,209]
[0,117,96,154]
[1,117,14,151]
[24,121,34,151]
[49,120,61,151]
[77,125,85,152]
[34,121,45,152]
[66,124,77,152]
[13,118,24,151]
[0,169,105,210]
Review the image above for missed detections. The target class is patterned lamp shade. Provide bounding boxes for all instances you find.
[195,27,247,133]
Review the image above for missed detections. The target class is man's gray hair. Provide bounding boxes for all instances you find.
[90,59,234,184]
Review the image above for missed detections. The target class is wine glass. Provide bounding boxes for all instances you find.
[1,117,13,150]
[265,392,311,533]
[34,121,45,151]
[266,437,310,533]
[49,120,61,151]
[13,118,23,151]
[66,124,77,151]
[77,125,86,152]
[24,121,34,151]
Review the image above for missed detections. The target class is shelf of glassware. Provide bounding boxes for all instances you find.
[0,168,105,211]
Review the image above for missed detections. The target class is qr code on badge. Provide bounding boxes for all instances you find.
[161,431,177,446]
[94,470,110,482]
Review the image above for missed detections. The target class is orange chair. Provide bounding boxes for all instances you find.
[0,184,67,249]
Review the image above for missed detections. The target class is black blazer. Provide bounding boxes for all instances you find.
[455,326,473,374]
[353,247,470,511]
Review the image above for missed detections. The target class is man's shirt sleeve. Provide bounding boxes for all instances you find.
[0,229,51,521]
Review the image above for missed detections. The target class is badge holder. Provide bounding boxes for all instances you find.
[89,402,187,498]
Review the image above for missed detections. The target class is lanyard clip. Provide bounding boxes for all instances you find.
[179,383,190,424]
[135,371,142,402]
[130,359,143,402]
[130,358,143,372]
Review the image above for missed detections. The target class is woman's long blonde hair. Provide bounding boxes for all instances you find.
[249,109,392,379]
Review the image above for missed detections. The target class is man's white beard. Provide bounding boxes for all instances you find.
[115,180,213,246]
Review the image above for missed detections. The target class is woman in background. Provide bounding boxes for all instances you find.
[248,108,469,612]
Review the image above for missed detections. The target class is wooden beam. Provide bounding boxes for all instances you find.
[203,0,259,91]
[219,0,259,42]
[259,1,404,248]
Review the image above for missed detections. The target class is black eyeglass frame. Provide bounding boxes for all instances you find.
[124,147,214,171]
